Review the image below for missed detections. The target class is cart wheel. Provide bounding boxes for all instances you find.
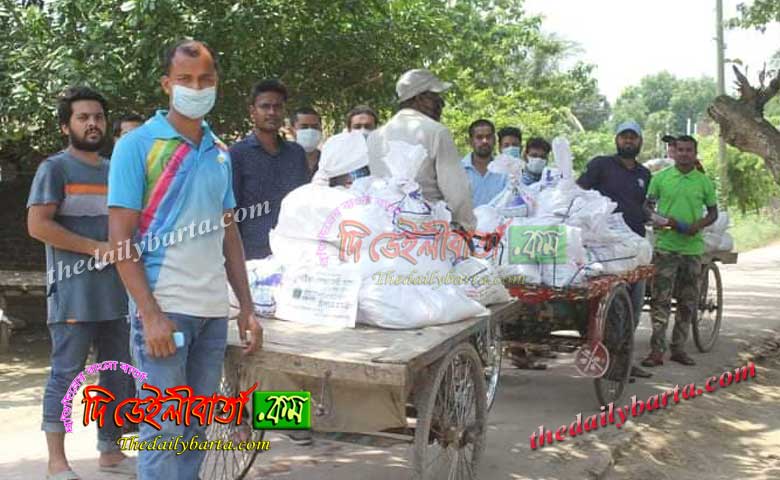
[593,284,634,406]
[413,342,487,480]
[693,262,722,352]
[473,316,502,412]
[200,352,264,480]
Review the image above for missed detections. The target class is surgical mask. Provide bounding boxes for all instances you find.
[355,128,371,139]
[296,128,322,153]
[171,85,216,120]
[526,156,547,174]
[504,146,521,159]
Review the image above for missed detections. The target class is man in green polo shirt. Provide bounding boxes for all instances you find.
[642,135,718,367]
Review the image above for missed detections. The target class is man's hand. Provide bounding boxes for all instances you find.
[141,311,178,358]
[686,223,701,236]
[237,308,263,354]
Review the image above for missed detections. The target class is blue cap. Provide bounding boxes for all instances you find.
[616,120,642,136]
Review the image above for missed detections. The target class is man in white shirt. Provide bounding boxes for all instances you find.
[367,69,476,231]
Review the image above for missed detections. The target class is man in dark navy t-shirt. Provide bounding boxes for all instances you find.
[577,120,652,379]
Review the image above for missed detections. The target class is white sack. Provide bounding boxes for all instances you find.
[451,257,511,306]
[275,263,362,328]
[357,282,487,329]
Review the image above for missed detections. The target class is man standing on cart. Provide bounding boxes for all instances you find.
[367,68,476,232]
[577,120,653,379]
[642,135,718,367]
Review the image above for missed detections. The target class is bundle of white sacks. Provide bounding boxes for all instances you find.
[230,132,510,330]
[482,137,653,288]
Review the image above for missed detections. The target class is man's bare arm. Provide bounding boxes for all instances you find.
[691,206,718,234]
[223,211,262,353]
[223,211,253,310]
[28,204,108,256]
[109,207,176,358]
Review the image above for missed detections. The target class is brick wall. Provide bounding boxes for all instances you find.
[0,174,46,271]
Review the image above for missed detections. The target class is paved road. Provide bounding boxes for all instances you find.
[1,242,778,479]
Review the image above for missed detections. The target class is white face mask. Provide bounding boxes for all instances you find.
[171,85,216,120]
[355,128,371,139]
[526,156,547,174]
[504,146,521,159]
[296,128,322,153]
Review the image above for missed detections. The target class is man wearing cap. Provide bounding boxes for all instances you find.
[577,120,653,379]
[367,69,476,231]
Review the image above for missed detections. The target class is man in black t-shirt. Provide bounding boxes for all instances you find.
[578,120,653,379]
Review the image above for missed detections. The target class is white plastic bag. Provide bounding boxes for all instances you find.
[357,282,487,329]
[451,257,511,306]
[275,264,362,328]
[551,137,574,180]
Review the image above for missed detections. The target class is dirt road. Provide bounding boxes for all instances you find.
[1,242,779,479]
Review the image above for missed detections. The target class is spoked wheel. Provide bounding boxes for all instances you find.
[693,262,723,352]
[413,342,487,480]
[473,317,502,412]
[594,284,635,406]
[200,351,264,480]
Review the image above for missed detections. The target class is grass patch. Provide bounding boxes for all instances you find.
[729,211,780,252]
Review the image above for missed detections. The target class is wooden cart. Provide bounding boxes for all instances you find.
[0,270,46,352]
[505,265,656,406]
[201,300,523,480]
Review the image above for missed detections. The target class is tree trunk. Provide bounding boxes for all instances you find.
[707,67,780,184]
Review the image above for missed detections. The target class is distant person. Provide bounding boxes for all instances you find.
[461,119,506,207]
[291,106,323,180]
[521,137,552,186]
[367,68,476,231]
[578,120,653,379]
[497,126,522,158]
[643,135,718,368]
[230,79,309,260]
[113,113,144,143]
[345,105,379,136]
[108,39,261,478]
[27,86,133,478]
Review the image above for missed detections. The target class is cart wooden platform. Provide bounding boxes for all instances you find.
[202,300,523,480]
[0,270,46,352]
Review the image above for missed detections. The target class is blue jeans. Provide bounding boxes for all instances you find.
[130,312,227,480]
[42,319,133,453]
[628,279,647,332]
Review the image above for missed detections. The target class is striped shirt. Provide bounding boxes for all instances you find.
[27,151,128,323]
[108,111,236,318]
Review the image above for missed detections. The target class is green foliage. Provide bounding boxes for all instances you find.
[698,136,780,214]
[0,0,453,159]
[610,72,717,159]
[568,130,614,173]
[1,0,607,169]
[729,211,780,252]
[735,0,780,30]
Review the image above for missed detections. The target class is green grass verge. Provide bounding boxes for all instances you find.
[729,212,780,252]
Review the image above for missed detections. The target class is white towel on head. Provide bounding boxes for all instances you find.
[315,131,369,185]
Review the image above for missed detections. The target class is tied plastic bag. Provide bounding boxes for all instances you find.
[487,153,524,177]
[368,141,452,235]
[272,183,360,244]
[228,257,283,318]
[551,137,574,180]
[357,282,488,329]
[451,257,511,306]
